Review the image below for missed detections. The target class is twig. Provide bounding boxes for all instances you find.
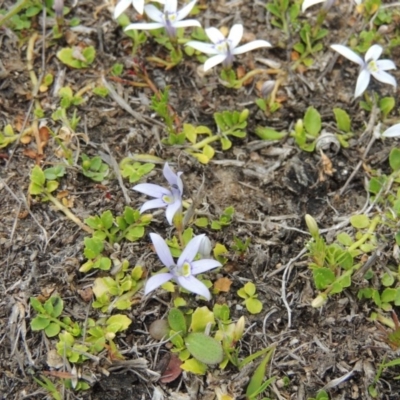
[101,76,163,127]
[281,248,307,329]
[99,144,131,205]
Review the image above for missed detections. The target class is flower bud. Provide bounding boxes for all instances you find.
[295,119,303,135]
[53,0,64,19]
[198,236,212,259]
[305,214,319,238]
[311,293,327,308]
[239,109,249,123]
[260,80,275,99]
[233,316,245,341]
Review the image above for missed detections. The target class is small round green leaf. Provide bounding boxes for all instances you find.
[350,214,370,229]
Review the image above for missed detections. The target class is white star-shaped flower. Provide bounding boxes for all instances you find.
[185,24,271,71]
[124,0,200,38]
[331,44,397,97]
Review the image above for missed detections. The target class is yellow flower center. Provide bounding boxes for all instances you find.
[367,60,378,73]
[162,194,173,204]
[216,41,229,53]
[180,262,191,277]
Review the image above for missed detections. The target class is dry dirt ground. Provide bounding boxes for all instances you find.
[1,0,400,399]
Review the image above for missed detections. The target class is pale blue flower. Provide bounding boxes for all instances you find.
[132,163,183,225]
[185,24,271,71]
[331,44,397,97]
[145,233,221,300]
[124,0,200,38]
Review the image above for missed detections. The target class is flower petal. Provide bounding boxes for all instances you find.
[174,19,202,29]
[365,44,382,62]
[354,68,370,97]
[302,0,325,12]
[143,4,163,22]
[164,0,177,14]
[376,59,397,71]
[204,54,228,71]
[371,70,397,88]
[176,0,197,21]
[132,183,170,198]
[132,0,145,14]
[191,259,221,275]
[140,198,166,213]
[163,163,183,196]
[185,41,218,55]
[382,124,400,138]
[233,40,271,55]
[331,44,364,66]
[125,22,164,31]
[178,234,205,265]
[144,273,173,295]
[228,24,244,49]
[114,0,133,18]
[176,276,211,300]
[150,233,175,268]
[205,27,226,44]
[165,200,181,225]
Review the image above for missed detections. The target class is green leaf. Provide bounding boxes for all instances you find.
[168,308,187,335]
[83,237,104,259]
[31,316,50,331]
[50,297,64,318]
[45,322,61,337]
[180,358,207,375]
[46,180,59,193]
[333,108,351,132]
[350,214,370,229]
[106,314,132,332]
[30,165,46,186]
[194,217,208,227]
[185,333,223,365]
[245,298,263,314]
[190,306,215,332]
[100,210,114,230]
[244,282,256,297]
[379,97,395,118]
[44,166,66,180]
[316,390,329,400]
[125,226,145,241]
[381,288,396,303]
[246,347,275,399]
[304,107,321,137]
[312,267,335,290]
[254,126,286,141]
[389,148,400,172]
[336,232,353,246]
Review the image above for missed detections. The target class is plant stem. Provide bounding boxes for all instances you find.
[45,191,94,234]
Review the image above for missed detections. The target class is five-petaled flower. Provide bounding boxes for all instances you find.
[132,163,183,225]
[185,24,271,72]
[145,233,221,300]
[331,44,397,98]
[114,0,165,18]
[124,0,200,38]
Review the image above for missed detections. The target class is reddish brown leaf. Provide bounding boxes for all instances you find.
[159,354,182,383]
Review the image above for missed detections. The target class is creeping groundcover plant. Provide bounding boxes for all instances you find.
[13,0,400,397]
